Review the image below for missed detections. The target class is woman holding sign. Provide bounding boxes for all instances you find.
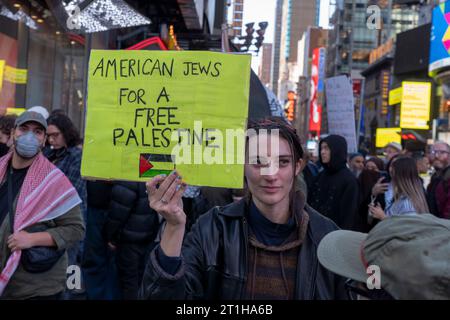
[139,118,347,300]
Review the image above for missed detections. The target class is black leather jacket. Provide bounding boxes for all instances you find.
[139,198,347,300]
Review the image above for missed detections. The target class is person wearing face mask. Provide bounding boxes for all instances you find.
[0,111,85,299]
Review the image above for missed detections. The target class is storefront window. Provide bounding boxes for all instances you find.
[0,2,86,131]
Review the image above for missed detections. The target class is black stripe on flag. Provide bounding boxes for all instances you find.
[145,154,175,163]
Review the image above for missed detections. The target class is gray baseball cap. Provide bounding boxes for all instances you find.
[385,142,402,151]
[15,110,47,130]
[317,214,450,299]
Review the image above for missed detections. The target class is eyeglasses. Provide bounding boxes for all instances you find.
[47,131,61,139]
[431,150,450,156]
[344,279,395,300]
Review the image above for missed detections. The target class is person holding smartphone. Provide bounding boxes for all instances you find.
[369,157,429,219]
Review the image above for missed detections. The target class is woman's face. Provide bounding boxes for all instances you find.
[0,130,10,144]
[365,161,379,172]
[245,133,302,208]
[47,124,67,149]
[389,160,396,178]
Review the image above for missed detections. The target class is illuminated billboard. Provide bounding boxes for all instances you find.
[309,47,325,134]
[376,128,401,148]
[429,1,450,75]
[400,82,431,130]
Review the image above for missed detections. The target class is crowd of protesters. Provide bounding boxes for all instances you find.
[0,108,449,300]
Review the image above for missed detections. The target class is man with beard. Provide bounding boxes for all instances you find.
[348,153,364,178]
[427,141,450,219]
[0,111,84,299]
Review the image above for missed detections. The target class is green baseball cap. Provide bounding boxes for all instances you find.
[317,214,450,299]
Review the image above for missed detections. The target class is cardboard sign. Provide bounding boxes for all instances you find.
[81,50,251,188]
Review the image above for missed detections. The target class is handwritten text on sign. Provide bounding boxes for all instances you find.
[81,50,251,188]
[325,75,357,153]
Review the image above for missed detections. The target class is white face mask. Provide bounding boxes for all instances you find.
[15,131,42,159]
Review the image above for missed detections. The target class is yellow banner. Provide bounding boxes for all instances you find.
[388,87,402,105]
[0,60,4,91]
[400,82,431,129]
[81,50,251,188]
[376,127,401,148]
[4,65,27,84]
[6,107,26,115]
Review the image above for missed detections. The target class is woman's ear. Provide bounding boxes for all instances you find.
[295,159,303,176]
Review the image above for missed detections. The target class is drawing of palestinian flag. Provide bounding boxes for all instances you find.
[139,153,175,178]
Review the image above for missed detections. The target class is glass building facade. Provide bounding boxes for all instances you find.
[327,0,420,77]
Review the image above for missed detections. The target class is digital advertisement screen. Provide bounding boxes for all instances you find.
[429,1,450,75]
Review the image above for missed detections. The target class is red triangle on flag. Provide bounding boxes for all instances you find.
[140,155,153,176]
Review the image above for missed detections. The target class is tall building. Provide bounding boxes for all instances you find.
[258,43,273,87]
[278,0,318,100]
[315,0,321,27]
[230,0,245,37]
[298,27,328,77]
[270,0,283,94]
[358,1,430,151]
[296,27,328,138]
[327,0,420,78]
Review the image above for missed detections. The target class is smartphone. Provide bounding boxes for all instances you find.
[380,171,391,183]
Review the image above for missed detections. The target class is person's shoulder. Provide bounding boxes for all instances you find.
[195,199,246,226]
[441,166,450,180]
[305,205,340,244]
[398,196,416,209]
[67,147,82,159]
[337,167,358,183]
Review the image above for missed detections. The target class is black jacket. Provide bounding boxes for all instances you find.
[86,180,113,209]
[308,135,359,230]
[105,182,160,244]
[139,198,347,300]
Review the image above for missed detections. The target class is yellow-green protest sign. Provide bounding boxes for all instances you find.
[81,50,251,188]
[375,127,401,148]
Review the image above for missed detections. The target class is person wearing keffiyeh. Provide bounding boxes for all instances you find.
[0,110,84,299]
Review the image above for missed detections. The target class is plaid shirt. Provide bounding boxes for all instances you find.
[44,146,87,216]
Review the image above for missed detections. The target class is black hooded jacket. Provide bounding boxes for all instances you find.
[307,135,359,230]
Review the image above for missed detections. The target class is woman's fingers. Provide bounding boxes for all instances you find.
[154,171,179,199]
[170,182,187,205]
[161,175,182,204]
[146,174,166,194]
